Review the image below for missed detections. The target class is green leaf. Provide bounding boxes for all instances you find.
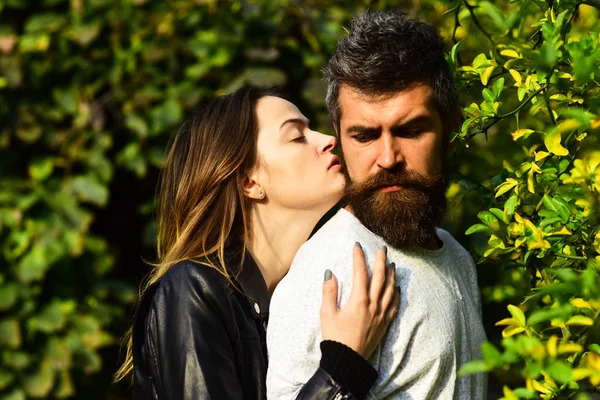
[504,195,518,220]
[17,246,49,283]
[492,77,505,97]
[545,360,573,384]
[489,208,506,223]
[478,211,499,230]
[466,224,491,235]
[1,389,26,400]
[69,176,109,206]
[28,301,68,334]
[482,88,496,104]
[0,282,19,311]
[52,87,77,114]
[542,195,557,212]
[472,53,490,69]
[0,319,21,348]
[125,114,149,138]
[2,351,30,370]
[22,361,55,398]
[24,13,66,33]
[0,368,15,391]
[458,360,490,376]
[589,344,600,355]
[481,342,503,364]
[29,158,55,181]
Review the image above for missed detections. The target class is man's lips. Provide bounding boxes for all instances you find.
[379,185,401,193]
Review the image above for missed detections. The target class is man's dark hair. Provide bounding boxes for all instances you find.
[324,10,458,132]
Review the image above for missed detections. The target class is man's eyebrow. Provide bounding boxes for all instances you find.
[346,125,381,134]
[279,117,309,131]
[393,115,434,129]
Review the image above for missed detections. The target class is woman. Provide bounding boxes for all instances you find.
[114,86,400,399]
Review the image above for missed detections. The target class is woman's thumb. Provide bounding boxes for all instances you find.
[320,269,338,317]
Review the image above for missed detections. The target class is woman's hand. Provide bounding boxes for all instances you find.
[320,242,400,360]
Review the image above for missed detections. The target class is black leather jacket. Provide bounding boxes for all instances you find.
[132,250,377,399]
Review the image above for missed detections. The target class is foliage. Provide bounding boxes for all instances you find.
[0,0,598,398]
[449,0,600,398]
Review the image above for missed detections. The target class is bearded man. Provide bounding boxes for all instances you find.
[266,10,487,400]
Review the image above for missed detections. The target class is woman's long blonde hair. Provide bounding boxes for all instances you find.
[114,85,276,383]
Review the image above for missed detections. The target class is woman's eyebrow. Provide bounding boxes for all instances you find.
[279,117,309,131]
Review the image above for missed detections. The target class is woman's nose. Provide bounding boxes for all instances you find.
[319,133,337,154]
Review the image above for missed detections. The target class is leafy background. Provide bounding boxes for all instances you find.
[0,0,599,399]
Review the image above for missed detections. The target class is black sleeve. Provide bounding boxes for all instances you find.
[140,265,244,399]
[295,341,378,400]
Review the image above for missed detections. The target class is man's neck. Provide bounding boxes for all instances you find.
[248,205,331,294]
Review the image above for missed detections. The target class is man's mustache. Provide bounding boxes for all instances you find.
[349,169,442,193]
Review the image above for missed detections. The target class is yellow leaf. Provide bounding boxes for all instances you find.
[502,386,519,400]
[548,226,572,236]
[566,316,594,326]
[508,304,526,326]
[544,131,569,156]
[500,49,520,58]
[509,69,522,86]
[496,318,518,326]
[588,353,600,370]
[556,72,573,80]
[495,178,518,198]
[535,151,550,161]
[481,66,496,85]
[531,379,551,394]
[572,368,593,381]
[515,237,527,247]
[514,212,524,224]
[502,325,526,337]
[527,168,536,193]
[547,335,558,357]
[512,128,534,141]
[570,299,592,309]
[557,118,580,133]
[528,230,551,250]
[557,343,584,354]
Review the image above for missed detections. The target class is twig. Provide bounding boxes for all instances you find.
[465,86,546,140]
[463,0,494,45]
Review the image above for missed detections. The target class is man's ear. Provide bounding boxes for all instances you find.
[242,174,265,200]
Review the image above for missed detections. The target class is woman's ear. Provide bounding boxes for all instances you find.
[242,175,265,200]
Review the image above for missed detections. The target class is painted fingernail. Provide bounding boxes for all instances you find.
[382,245,388,256]
[355,242,362,250]
[395,286,401,294]
[324,269,333,281]
[388,262,396,271]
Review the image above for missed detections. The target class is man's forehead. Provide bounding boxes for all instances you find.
[338,84,437,125]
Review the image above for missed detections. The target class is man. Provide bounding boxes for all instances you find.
[266,10,487,400]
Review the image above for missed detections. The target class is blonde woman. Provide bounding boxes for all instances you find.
[115,86,400,399]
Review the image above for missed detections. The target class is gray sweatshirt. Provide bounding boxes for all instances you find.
[266,209,487,399]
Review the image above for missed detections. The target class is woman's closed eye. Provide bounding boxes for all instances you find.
[291,135,306,143]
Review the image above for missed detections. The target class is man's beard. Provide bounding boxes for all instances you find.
[342,163,448,250]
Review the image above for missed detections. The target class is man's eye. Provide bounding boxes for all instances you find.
[353,134,374,143]
[291,136,306,143]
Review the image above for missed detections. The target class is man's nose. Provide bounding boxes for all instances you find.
[376,137,403,170]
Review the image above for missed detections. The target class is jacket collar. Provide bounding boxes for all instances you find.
[223,241,270,319]
[236,251,270,319]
